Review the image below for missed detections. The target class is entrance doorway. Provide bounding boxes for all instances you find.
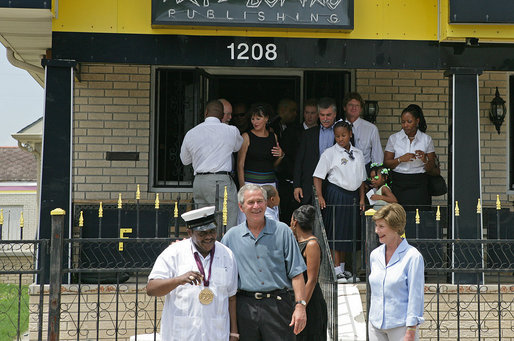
[152,67,351,189]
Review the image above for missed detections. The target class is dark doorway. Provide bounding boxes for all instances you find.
[209,75,301,117]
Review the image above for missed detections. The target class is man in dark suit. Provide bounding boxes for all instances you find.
[271,99,303,223]
[293,97,338,205]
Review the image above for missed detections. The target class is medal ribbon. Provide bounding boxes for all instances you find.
[193,245,215,287]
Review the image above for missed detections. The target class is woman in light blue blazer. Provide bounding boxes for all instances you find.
[369,203,425,341]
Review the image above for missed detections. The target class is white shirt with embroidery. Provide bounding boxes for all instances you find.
[148,239,238,341]
[313,144,367,191]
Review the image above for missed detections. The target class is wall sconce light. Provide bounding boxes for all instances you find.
[363,100,379,123]
[489,87,506,134]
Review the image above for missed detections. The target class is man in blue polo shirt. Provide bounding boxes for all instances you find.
[222,184,307,340]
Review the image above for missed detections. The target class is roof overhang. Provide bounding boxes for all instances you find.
[0,7,52,87]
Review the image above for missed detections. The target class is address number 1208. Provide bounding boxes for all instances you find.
[227,43,277,61]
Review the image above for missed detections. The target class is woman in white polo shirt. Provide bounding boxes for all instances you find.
[383,104,438,210]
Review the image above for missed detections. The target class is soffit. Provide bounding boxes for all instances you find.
[0,7,52,87]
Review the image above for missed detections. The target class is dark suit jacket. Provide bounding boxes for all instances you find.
[293,126,321,204]
[275,122,302,181]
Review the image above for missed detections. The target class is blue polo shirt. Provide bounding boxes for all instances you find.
[221,218,306,292]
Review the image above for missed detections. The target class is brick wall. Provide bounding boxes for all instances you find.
[72,64,513,209]
[356,69,514,208]
[75,65,156,202]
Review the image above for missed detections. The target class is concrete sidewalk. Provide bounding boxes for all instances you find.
[338,283,367,341]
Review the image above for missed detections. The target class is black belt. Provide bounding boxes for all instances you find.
[237,289,291,300]
[196,171,231,175]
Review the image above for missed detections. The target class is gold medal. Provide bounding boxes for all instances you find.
[199,287,214,305]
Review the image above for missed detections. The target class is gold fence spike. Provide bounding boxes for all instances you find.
[0,209,3,225]
[118,193,122,209]
[155,193,160,209]
[455,201,460,217]
[496,194,501,210]
[79,211,84,227]
[174,201,178,218]
[99,202,103,218]
[415,209,420,224]
[476,198,481,214]
[223,186,228,226]
[20,212,24,228]
[436,206,440,221]
[136,184,141,200]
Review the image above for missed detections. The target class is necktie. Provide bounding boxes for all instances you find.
[345,149,355,160]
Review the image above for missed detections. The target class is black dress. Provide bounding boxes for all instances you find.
[296,238,328,341]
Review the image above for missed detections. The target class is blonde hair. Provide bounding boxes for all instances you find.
[372,203,406,235]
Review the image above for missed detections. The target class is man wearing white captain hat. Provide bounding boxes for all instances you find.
[147,206,239,341]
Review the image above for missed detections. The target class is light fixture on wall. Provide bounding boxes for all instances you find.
[489,87,506,134]
[363,100,379,123]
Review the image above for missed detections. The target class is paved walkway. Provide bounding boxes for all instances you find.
[338,283,367,341]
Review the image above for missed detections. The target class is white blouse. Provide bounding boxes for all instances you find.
[313,144,367,191]
[385,130,435,174]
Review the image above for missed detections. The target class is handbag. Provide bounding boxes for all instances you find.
[427,174,447,196]
[427,155,447,196]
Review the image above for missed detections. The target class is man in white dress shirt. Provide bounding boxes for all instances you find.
[343,92,383,172]
[147,206,239,341]
[180,100,243,228]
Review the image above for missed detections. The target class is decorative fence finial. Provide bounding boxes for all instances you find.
[496,194,501,210]
[436,205,440,221]
[118,194,122,209]
[79,211,84,228]
[20,212,24,228]
[136,184,141,200]
[415,209,420,224]
[455,201,460,216]
[0,208,3,225]
[155,193,160,209]
[174,201,178,218]
[476,198,481,214]
[99,202,103,218]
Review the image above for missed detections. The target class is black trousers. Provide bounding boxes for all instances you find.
[277,178,300,224]
[236,293,295,341]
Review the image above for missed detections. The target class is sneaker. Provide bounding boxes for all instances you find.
[336,272,348,284]
[342,271,360,283]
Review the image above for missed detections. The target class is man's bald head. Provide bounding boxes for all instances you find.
[218,98,233,123]
[205,100,224,120]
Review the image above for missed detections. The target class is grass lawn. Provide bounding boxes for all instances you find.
[0,283,29,341]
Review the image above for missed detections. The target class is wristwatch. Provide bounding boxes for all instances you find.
[295,300,307,306]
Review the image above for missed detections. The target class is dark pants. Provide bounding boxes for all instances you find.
[277,178,300,224]
[236,292,295,341]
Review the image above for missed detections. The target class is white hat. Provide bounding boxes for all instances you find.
[181,206,217,231]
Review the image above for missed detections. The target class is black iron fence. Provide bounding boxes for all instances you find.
[0,240,46,341]
[1,190,513,340]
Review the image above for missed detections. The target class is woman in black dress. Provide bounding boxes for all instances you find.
[290,205,328,340]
